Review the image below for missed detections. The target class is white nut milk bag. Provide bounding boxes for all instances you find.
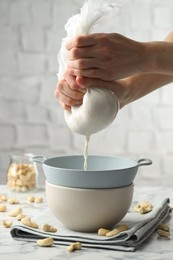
[58,0,120,138]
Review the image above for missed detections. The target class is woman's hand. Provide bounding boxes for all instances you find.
[54,71,86,110]
[54,71,130,110]
[66,33,147,81]
[55,70,173,110]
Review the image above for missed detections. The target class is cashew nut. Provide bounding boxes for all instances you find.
[1,220,13,228]
[42,223,57,233]
[16,214,27,221]
[157,223,170,238]
[37,237,54,247]
[0,203,7,212]
[158,223,170,232]
[19,172,32,182]
[67,242,81,252]
[27,195,35,203]
[15,186,22,192]
[21,216,30,223]
[134,201,153,214]
[157,229,170,238]
[21,216,38,229]
[34,197,43,203]
[106,225,129,237]
[21,186,28,192]
[0,195,8,202]
[98,228,110,236]
[7,197,20,204]
[8,207,22,217]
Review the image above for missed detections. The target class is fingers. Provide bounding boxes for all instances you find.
[76,76,113,90]
[65,34,99,50]
[58,79,84,100]
[65,33,143,81]
[66,34,116,80]
[54,89,83,109]
[67,58,100,70]
[68,68,115,81]
[68,47,96,60]
[64,71,86,93]
[66,33,111,60]
[59,101,71,111]
[54,79,84,109]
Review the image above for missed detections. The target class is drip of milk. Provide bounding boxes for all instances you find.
[83,136,90,170]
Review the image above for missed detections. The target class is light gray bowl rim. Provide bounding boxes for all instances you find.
[32,155,152,172]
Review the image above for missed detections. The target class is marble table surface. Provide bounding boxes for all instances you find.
[0,185,173,260]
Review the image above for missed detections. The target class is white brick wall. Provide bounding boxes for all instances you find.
[0,0,173,186]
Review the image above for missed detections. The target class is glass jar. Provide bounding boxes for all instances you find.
[7,154,38,192]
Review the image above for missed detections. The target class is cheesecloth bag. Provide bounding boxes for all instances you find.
[58,0,120,137]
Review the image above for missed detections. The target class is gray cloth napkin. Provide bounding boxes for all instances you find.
[10,197,171,252]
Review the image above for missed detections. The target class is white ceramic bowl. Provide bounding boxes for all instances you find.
[46,181,134,232]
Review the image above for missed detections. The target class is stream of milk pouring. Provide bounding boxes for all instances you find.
[83,136,90,170]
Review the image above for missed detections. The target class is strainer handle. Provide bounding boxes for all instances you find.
[31,155,46,164]
[138,158,152,167]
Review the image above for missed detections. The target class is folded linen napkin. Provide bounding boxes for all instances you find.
[10,197,171,252]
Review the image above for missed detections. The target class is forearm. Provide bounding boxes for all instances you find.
[142,31,173,76]
[122,73,173,106]
[143,42,173,76]
[119,31,173,106]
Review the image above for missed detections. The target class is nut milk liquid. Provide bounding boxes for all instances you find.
[84,136,90,170]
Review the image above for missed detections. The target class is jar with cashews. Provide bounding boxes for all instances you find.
[7,154,38,192]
